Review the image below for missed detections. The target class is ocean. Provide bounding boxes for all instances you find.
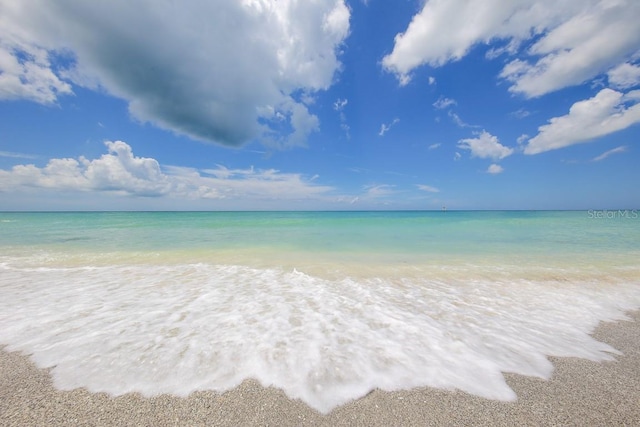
[1,210,639,413]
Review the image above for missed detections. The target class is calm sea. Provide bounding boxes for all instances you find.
[1,210,639,412]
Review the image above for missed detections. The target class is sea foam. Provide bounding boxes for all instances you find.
[0,260,639,413]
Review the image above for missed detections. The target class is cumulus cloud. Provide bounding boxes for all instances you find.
[487,164,504,174]
[524,89,640,154]
[592,145,628,162]
[0,0,350,147]
[382,0,640,97]
[0,141,335,202]
[458,131,514,160]
[0,141,169,197]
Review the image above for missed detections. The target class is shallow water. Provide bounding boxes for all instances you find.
[0,211,638,412]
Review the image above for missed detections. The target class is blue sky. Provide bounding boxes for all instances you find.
[1,0,639,210]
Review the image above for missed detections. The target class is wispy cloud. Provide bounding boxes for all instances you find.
[333,98,350,139]
[0,151,37,159]
[347,167,370,174]
[363,184,395,198]
[448,111,478,129]
[428,143,441,150]
[379,118,400,136]
[416,184,439,193]
[433,96,456,110]
[333,98,348,111]
[510,109,531,119]
[592,145,628,162]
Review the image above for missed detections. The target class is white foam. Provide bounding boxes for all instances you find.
[0,260,639,413]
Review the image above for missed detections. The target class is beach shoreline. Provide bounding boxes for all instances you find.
[1,311,638,426]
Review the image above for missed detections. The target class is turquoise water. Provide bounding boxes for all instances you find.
[1,210,639,412]
[2,210,638,264]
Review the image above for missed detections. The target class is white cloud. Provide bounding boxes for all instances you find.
[458,131,514,160]
[428,143,441,150]
[433,96,457,110]
[448,111,478,129]
[0,141,169,196]
[524,89,640,154]
[592,145,628,162]
[0,141,335,202]
[339,122,351,139]
[608,63,640,89]
[333,97,350,138]
[333,98,348,111]
[382,0,530,80]
[417,184,439,193]
[485,39,521,60]
[362,184,395,198]
[0,150,37,159]
[511,109,531,119]
[487,164,504,174]
[428,76,436,85]
[501,1,640,97]
[0,0,350,147]
[382,0,640,97]
[378,118,399,136]
[0,30,72,103]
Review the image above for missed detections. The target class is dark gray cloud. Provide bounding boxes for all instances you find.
[0,0,350,147]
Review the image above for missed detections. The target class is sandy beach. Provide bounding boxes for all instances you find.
[0,311,638,426]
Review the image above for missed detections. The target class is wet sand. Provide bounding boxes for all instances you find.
[1,311,639,426]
